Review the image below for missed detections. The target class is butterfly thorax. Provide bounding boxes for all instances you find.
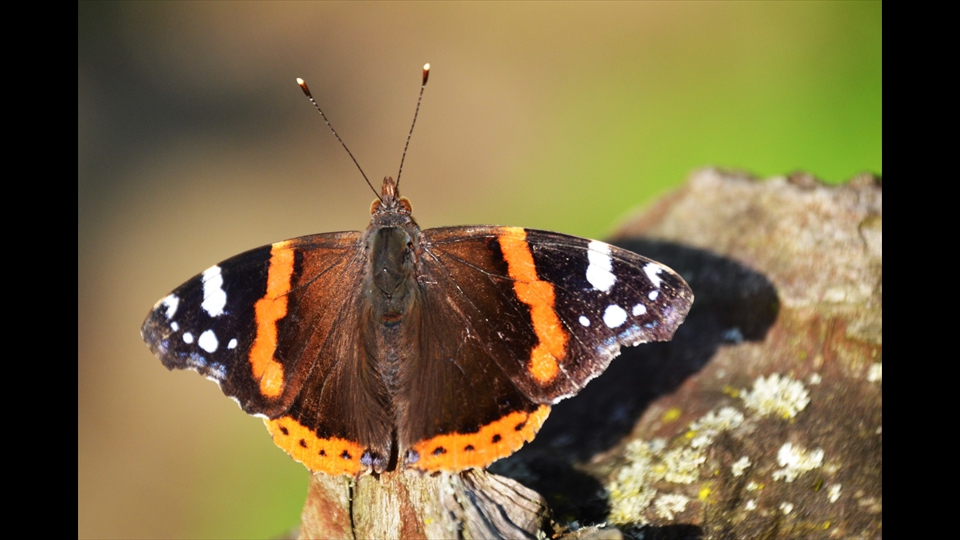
[365,176,422,317]
[362,177,424,396]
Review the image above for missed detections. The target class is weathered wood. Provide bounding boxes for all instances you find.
[298,474,353,540]
[299,469,548,539]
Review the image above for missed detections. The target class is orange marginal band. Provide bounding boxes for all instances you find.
[497,227,567,384]
[409,405,551,472]
[265,416,365,476]
[249,244,295,398]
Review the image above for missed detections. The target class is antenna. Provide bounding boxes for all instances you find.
[296,77,379,200]
[396,63,430,189]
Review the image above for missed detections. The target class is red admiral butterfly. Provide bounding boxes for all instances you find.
[141,65,693,476]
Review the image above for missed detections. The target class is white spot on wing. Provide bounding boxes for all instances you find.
[161,294,179,319]
[202,265,228,317]
[198,329,219,353]
[632,303,646,316]
[227,338,238,349]
[643,263,664,288]
[578,315,591,327]
[586,241,616,292]
[170,321,179,332]
[183,332,194,344]
[603,305,627,328]
[648,290,659,301]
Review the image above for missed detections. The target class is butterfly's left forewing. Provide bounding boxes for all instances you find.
[142,231,399,474]
[142,232,365,418]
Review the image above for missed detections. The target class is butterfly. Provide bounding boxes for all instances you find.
[141,65,693,476]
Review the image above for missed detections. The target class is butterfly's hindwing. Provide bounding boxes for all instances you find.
[397,233,547,469]
[254,232,397,474]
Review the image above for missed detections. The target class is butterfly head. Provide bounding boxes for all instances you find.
[370,176,414,226]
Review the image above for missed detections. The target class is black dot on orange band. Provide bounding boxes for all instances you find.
[465,445,475,452]
[492,434,502,443]
[319,449,327,456]
[299,439,307,448]
[341,450,352,460]
[405,450,420,464]
[514,421,526,431]
[279,426,289,435]
[432,446,447,456]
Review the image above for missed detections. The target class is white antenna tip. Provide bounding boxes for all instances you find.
[296,77,305,85]
[423,63,430,71]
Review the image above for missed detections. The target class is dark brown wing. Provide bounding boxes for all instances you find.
[142,232,394,475]
[399,226,693,471]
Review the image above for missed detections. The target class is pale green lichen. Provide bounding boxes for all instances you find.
[607,407,748,524]
[741,374,810,419]
[772,442,824,482]
[653,493,690,520]
[689,433,712,449]
[731,456,751,477]
[607,439,659,525]
[827,483,842,503]
[867,362,882,383]
[660,446,707,484]
[686,406,746,451]
[689,406,745,435]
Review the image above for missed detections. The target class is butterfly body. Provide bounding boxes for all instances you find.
[142,176,693,475]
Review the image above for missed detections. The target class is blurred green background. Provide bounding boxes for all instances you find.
[78,2,881,538]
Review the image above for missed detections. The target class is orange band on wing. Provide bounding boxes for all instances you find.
[408,405,551,472]
[249,244,295,398]
[498,228,567,384]
[265,416,364,476]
